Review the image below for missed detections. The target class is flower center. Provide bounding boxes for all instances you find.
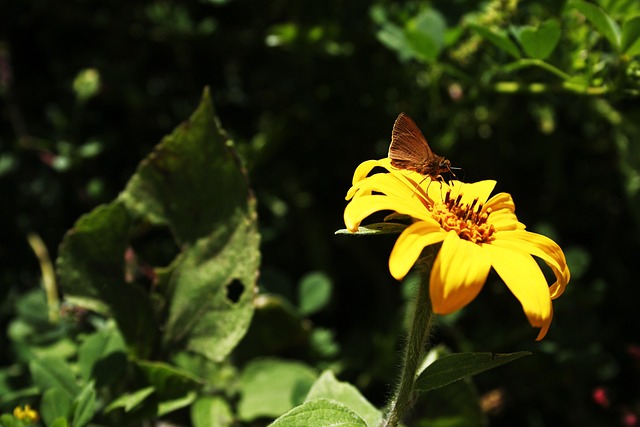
[431,190,496,244]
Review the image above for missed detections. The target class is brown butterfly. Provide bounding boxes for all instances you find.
[388,113,455,181]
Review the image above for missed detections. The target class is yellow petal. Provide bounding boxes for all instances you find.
[449,180,497,205]
[483,243,553,340]
[493,231,570,299]
[488,210,523,231]
[425,179,453,201]
[485,192,516,213]
[351,158,391,185]
[389,222,447,280]
[347,171,429,202]
[344,195,438,232]
[430,231,491,314]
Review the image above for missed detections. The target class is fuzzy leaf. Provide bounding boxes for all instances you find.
[268,399,367,427]
[415,351,531,392]
[305,371,382,427]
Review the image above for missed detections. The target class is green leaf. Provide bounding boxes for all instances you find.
[621,15,640,55]
[404,9,447,62]
[125,89,260,362]
[232,294,310,359]
[191,396,234,427]
[158,391,198,416]
[573,0,622,49]
[120,87,249,246]
[298,272,332,316]
[238,358,317,421]
[29,356,79,398]
[77,325,127,387]
[57,89,259,362]
[268,399,367,427]
[513,20,561,59]
[376,23,414,61]
[104,387,155,413]
[415,351,531,392]
[50,418,69,427]
[419,379,485,427]
[0,414,18,427]
[305,371,382,427]
[135,360,203,398]
[40,388,72,426]
[56,201,157,357]
[72,382,96,427]
[469,24,521,58]
[334,223,408,235]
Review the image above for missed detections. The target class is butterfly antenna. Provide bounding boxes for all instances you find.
[449,166,465,181]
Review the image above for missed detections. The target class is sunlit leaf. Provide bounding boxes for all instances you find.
[513,20,561,59]
[573,0,621,49]
[405,9,447,62]
[29,356,80,398]
[104,387,155,413]
[191,396,233,427]
[268,399,367,427]
[238,358,317,421]
[40,388,72,426]
[305,371,382,427]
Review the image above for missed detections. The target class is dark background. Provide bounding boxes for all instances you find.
[2,0,639,425]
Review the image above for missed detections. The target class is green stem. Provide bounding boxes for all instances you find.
[501,58,572,81]
[27,232,59,323]
[381,255,436,427]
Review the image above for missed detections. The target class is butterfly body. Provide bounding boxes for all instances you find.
[388,113,452,180]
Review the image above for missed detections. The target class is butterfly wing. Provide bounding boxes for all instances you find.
[388,113,435,167]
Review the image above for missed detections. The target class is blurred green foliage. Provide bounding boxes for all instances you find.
[2,0,640,425]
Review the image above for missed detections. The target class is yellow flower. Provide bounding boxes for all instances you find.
[344,158,570,340]
[13,404,39,423]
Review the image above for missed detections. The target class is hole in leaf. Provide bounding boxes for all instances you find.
[226,279,245,303]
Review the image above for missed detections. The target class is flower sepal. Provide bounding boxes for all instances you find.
[335,223,408,236]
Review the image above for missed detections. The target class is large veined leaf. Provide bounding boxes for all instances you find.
[57,89,259,361]
[305,371,382,427]
[268,399,367,427]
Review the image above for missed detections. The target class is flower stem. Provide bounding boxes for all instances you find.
[381,254,436,427]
